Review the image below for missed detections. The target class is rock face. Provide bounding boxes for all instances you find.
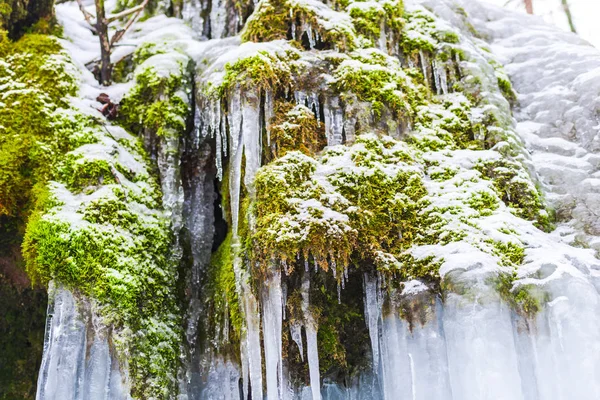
[2,0,599,398]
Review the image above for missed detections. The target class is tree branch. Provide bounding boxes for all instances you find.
[561,0,577,33]
[106,0,149,24]
[109,0,148,48]
[75,0,96,28]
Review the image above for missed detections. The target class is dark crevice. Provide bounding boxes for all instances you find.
[212,177,228,252]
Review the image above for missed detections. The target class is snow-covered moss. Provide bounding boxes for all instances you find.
[243,0,358,50]
[214,47,300,96]
[120,43,192,139]
[333,48,426,119]
[347,0,403,49]
[400,8,459,56]
[0,34,79,218]
[252,134,436,284]
[0,33,181,398]
[269,101,326,158]
[474,157,551,230]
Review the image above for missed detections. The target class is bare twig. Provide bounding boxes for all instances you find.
[561,0,577,33]
[523,0,533,14]
[109,9,142,47]
[106,0,149,24]
[75,0,149,84]
[75,0,96,27]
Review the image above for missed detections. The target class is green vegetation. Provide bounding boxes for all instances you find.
[0,30,181,398]
[333,49,426,119]
[268,101,326,158]
[348,0,403,48]
[119,44,192,139]
[474,158,552,230]
[242,0,357,51]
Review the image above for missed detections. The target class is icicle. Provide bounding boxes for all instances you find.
[363,273,381,373]
[282,259,289,275]
[265,90,274,146]
[307,24,316,49]
[295,91,307,107]
[324,97,344,146]
[228,89,243,237]
[419,50,428,87]
[439,65,448,95]
[242,92,262,194]
[337,282,341,304]
[210,0,226,39]
[378,19,387,51]
[308,93,320,118]
[262,269,284,400]
[291,9,296,41]
[433,59,441,95]
[343,116,356,144]
[301,273,321,400]
[241,339,249,399]
[290,321,304,362]
[282,282,288,320]
[216,122,223,180]
[244,290,264,400]
[305,258,309,272]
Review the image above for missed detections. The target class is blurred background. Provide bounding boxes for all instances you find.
[481,0,600,49]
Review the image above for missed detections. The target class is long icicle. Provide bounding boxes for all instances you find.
[301,272,321,400]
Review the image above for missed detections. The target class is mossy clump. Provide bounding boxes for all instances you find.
[494,272,542,319]
[0,34,81,219]
[242,0,358,51]
[215,49,300,97]
[333,49,426,119]
[268,101,327,158]
[474,158,552,230]
[400,8,460,56]
[347,0,403,48]
[252,133,434,282]
[410,93,484,151]
[119,47,192,139]
[0,33,181,398]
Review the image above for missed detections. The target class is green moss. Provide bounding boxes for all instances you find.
[216,50,299,96]
[0,34,82,218]
[242,0,357,51]
[119,48,191,139]
[348,0,403,47]
[205,232,243,352]
[410,94,483,151]
[399,9,460,56]
[252,134,438,284]
[333,50,426,119]
[268,101,326,159]
[488,239,525,266]
[58,156,118,191]
[0,33,182,398]
[467,190,499,216]
[494,273,542,318]
[474,158,552,230]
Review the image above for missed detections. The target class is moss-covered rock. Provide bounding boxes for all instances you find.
[0,31,181,399]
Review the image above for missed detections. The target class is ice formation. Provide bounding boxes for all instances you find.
[15,0,600,398]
